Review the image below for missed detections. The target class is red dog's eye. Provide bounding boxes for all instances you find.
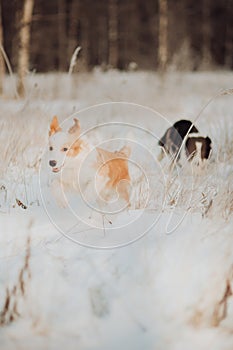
[49,146,53,151]
[62,147,68,152]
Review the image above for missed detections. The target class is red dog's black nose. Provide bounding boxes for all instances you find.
[49,160,57,167]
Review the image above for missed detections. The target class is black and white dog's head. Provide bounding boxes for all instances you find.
[158,119,212,163]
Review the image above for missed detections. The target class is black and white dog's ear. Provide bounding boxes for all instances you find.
[191,124,199,133]
[68,118,80,135]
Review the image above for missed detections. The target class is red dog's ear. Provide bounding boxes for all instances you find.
[49,116,61,136]
[68,118,80,135]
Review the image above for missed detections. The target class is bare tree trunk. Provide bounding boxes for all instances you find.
[224,0,233,68]
[158,0,168,72]
[201,0,212,69]
[108,0,118,68]
[0,0,5,95]
[98,11,108,69]
[58,0,67,71]
[17,0,34,97]
[78,15,89,71]
[68,0,79,61]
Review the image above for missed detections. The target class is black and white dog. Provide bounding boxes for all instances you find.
[158,119,212,164]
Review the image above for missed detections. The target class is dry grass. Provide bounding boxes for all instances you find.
[0,105,48,209]
[1,118,233,220]
[0,71,232,218]
[0,236,31,326]
[190,266,233,328]
[0,72,233,349]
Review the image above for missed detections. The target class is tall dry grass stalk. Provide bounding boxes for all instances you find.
[68,46,82,75]
[0,44,19,99]
[0,109,47,209]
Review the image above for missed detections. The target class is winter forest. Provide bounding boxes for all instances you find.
[1,0,233,74]
[0,1,233,350]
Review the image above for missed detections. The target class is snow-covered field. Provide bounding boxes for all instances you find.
[0,70,233,349]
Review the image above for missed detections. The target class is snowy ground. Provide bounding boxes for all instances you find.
[0,70,233,349]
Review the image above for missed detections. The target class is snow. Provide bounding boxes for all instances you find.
[0,70,233,349]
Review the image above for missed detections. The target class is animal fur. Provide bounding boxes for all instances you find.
[48,116,131,208]
[158,119,212,164]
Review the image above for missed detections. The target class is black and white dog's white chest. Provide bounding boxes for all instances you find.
[185,133,212,161]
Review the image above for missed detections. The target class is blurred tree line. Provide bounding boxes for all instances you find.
[0,0,232,75]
